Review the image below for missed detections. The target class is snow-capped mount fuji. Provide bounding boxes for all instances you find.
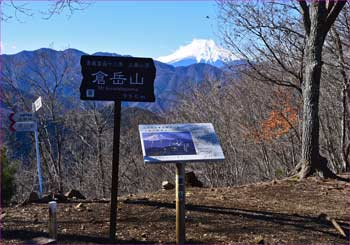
[156,39,239,67]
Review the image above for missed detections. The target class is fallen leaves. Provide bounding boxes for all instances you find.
[1,175,349,244]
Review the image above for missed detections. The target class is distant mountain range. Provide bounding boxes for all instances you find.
[0,44,244,161]
[1,42,243,113]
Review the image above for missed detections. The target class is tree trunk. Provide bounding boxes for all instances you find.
[299,51,321,178]
[341,86,349,171]
[330,25,350,172]
[97,131,106,198]
[298,2,339,179]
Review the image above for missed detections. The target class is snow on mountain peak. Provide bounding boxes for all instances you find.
[156,39,238,66]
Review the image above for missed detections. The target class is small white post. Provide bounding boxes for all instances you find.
[49,201,57,240]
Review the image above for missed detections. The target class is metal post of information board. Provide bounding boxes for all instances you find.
[109,100,122,240]
[176,162,185,244]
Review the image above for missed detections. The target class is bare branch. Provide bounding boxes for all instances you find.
[324,0,347,35]
[41,0,90,20]
[327,1,335,13]
[0,0,34,22]
[299,0,311,35]
[2,0,89,21]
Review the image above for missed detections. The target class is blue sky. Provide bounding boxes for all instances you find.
[1,1,220,58]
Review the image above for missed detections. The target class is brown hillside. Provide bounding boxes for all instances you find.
[1,174,349,244]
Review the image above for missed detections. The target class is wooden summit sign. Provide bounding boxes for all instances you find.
[80,55,156,241]
[80,55,156,102]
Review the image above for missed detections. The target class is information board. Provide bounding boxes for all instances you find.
[139,123,225,163]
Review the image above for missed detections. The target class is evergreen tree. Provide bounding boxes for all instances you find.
[1,147,17,205]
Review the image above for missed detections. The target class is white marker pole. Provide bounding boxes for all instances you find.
[33,99,43,198]
[34,125,43,198]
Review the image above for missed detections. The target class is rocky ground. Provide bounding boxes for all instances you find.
[1,174,350,244]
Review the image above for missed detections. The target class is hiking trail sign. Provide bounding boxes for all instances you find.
[9,112,36,132]
[80,55,156,241]
[32,96,42,112]
[80,55,156,102]
[8,97,44,198]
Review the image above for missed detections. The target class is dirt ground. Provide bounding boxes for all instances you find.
[1,174,350,244]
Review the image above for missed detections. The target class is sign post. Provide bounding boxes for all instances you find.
[9,110,43,198]
[139,123,225,244]
[34,126,43,197]
[176,163,185,244]
[109,100,121,239]
[32,97,43,198]
[80,55,156,241]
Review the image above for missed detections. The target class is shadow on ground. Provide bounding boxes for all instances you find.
[124,199,350,241]
[2,228,155,244]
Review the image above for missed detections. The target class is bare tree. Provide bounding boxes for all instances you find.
[74,102,114,198]
[327,4,350,171]
[164,76,301,186]
[296,1,346,179]
[218,1,305,94]
[218,0,347,179]
[1,49,78,193]
[1,0,88,22]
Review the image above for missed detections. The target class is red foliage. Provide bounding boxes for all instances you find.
[243,88,299,143]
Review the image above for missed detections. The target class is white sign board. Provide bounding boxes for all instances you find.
[13,121,37,132]
[33,96,42,112]
[139,123,225,163]
[11,112,36,122]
